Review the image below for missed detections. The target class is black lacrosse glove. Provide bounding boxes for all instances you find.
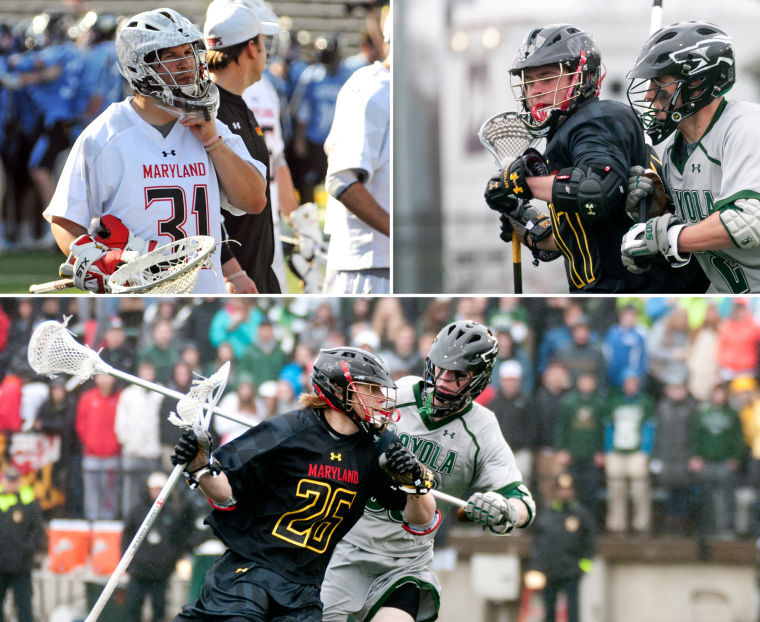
[380,441,434,495]
[505,147,547,199]
[171,429,219,488]
[499,213,514,243]
[484,174,520,214]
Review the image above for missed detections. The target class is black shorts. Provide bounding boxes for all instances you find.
[173,550,322,622]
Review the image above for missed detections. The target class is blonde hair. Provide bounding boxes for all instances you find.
[299,393,328,409]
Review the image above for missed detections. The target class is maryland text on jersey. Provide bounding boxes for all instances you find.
[143,161,207,179]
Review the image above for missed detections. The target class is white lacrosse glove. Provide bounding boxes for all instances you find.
[59,215,154,293]
[289,253,324,293]
[465,491,519,534]
[620,213,690,274]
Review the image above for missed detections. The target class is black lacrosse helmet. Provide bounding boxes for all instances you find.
[423,321,498,417]
[626,21,734,144]
[510,24,603,137]
[311,346,397,440]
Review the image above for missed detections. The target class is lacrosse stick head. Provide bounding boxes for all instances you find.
[477,111,535,169]
[108,235,216,294]
[168,361,230,435]
[27,316,110,389]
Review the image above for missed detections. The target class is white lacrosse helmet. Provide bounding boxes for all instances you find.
[116,8,219,116]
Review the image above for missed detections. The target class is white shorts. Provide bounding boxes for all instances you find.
[320,540,440,622]
[323,269,390,294]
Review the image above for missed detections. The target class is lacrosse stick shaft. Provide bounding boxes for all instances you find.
[431,488,468,509]
[640,1,664,224]
[105,366,254,429]
[511,231,523,294]
[85,464,185,622]
[29,278,76,294]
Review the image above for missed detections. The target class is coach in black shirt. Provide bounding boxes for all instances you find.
[204,3,281,293]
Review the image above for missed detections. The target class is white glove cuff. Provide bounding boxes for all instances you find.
[666,223,690,265]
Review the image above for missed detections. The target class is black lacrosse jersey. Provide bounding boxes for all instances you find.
[544,98,699,293]
[206,407,407,586]
[216,85,281,293]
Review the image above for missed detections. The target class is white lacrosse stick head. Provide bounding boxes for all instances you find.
[477,111,535,169]
[27,316,111,389]
[168,361,230,435]
[108,235,217,294]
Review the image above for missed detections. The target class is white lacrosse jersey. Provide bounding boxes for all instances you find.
[664,99,760,293]
[323,61,390,272]
[341,376,524,557]
[242,76,288,291]
[44,98,267,294]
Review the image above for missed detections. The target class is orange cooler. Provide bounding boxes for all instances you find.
[90,520,123,575]
[48,519,90,573]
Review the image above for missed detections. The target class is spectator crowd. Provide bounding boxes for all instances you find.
[2,296,760,545]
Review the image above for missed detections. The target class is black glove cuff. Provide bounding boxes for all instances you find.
[184,454,221,489]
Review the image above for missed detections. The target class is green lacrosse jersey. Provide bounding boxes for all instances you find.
[664,99,760,293]
[341,376,528,557]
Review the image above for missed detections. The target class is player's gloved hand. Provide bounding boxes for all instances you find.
[484,174,520,214]
[465,491,518,533]
[289,252,325,293]
[499,213,514,243]
[624,165,652,222]
[503,147,547,202]
[59,236,117,293]
[380,441,434,495]
[171,428,219,488]
[625,165,672,222]
[620,213,690,272]
[59,216,153,293]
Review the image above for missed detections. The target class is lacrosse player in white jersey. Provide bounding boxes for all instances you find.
[321,321,536,622]
[621,21,760,293]
[322,8,391,294]
[43,8,267,294]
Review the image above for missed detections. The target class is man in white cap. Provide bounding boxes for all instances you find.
[204,2,281,293]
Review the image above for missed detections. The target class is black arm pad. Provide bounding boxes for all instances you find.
[552,164,625,221]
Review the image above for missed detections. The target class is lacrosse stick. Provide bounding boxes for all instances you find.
[639,0,664,224]
[27,317,254,429]
[29,235,217,294]
[478,112,542,293]
[85,362,230,622]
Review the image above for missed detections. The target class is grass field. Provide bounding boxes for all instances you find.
[0,248,77,294]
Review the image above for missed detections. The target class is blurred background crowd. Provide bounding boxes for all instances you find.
[2,295,760,539]
[0,0,386,266]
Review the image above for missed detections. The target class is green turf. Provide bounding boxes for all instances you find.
[0,248,77,294]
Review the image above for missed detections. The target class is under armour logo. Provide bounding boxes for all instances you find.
[232,121,242,130]
[235,567,249,574]
[692,163,701,173]
[509,172,524,194]
[162,150,176,157]
[442,430,455,438]
[584,202,596,215]
[330,452,342,461]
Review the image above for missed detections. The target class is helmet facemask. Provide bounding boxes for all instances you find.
[135,42,219,120]
[346,379,399,439]
[116,9,219,121]
[511,61,586,136]
[422,363,478,417]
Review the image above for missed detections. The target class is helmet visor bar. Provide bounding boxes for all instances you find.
[340,361,399,434]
